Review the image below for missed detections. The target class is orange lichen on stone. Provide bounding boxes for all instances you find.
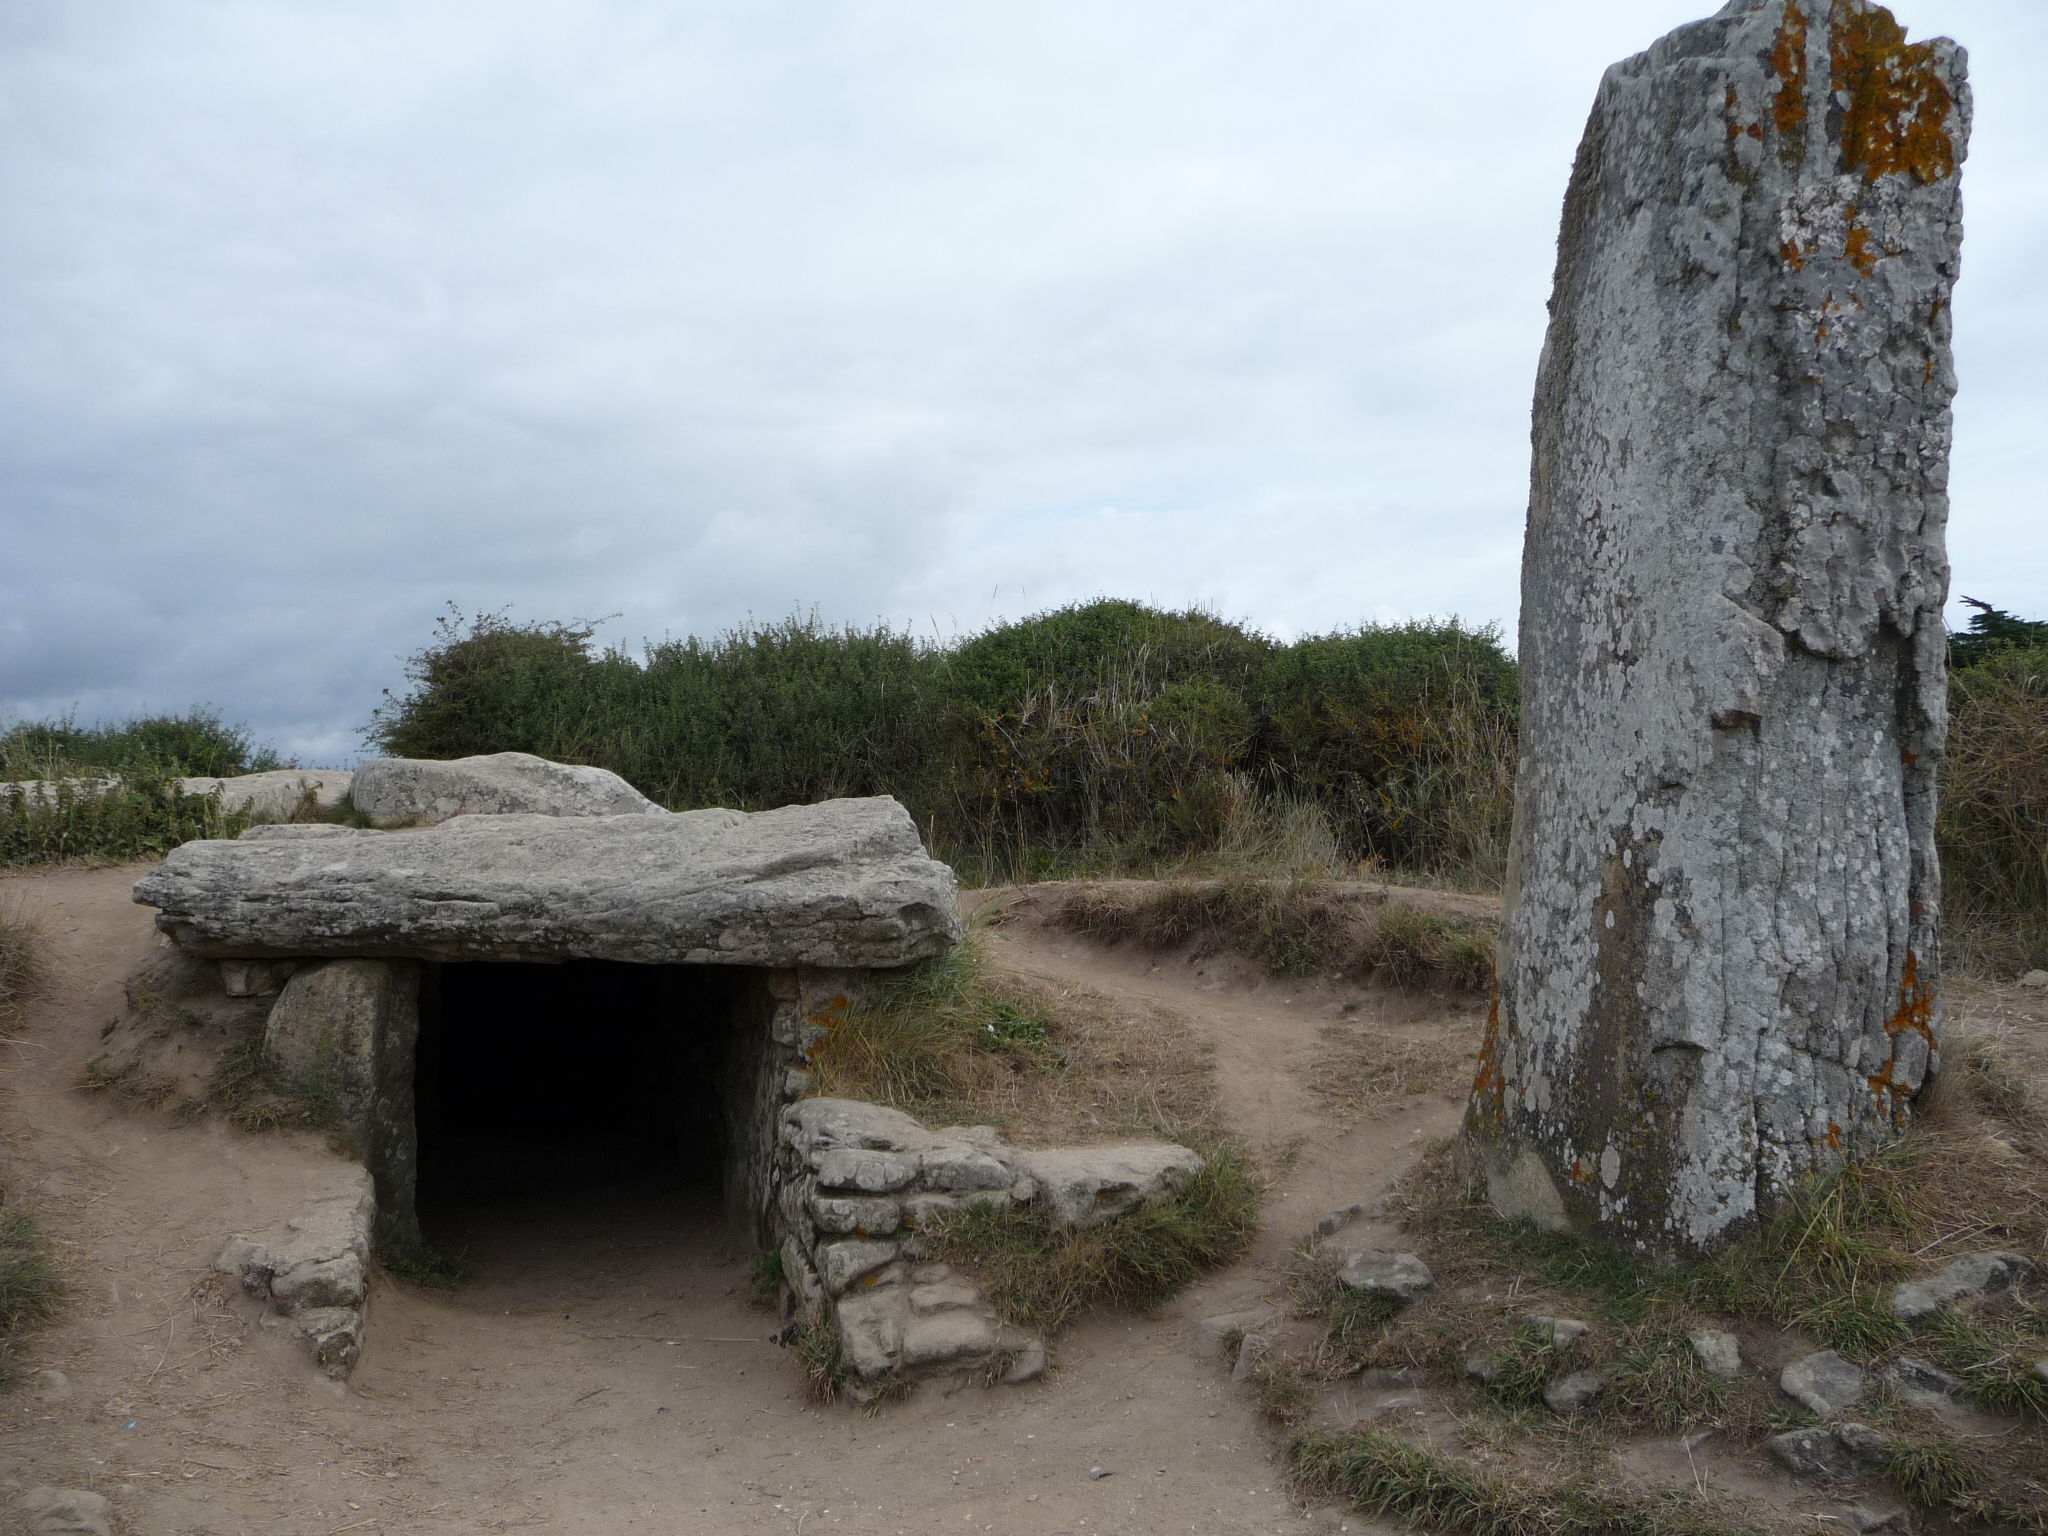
[1468,991,1507,1123]
[1570,1158,1595,1184]
[1845,224,1880,274]
[1772,1,1810,139]
[1867,949,1937,1117]
[1780,239,1808,271]
[1830,0,1957,183]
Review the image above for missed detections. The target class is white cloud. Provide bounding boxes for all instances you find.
[1,0,2039,764]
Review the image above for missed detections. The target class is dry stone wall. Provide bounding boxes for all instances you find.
[774,1098,1202,1395]
[1466,0,1969,1256]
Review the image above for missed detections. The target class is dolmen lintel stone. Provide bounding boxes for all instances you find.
[133,794,963,968]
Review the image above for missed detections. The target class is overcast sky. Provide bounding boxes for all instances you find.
[2,1,2041,766]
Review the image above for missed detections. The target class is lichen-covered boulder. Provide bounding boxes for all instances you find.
[351,752,664,824]
[133,796,962,968]
[1463,0,1969,1257]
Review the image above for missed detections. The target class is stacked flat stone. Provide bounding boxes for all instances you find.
[776,1099,1201,1389]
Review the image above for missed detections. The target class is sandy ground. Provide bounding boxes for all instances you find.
[0,865,1482,1536]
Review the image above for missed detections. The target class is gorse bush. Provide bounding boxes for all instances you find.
[0,774,252,868]
[1941,641,2048,971]
[366,601,1521,885]
[0,707,281,781]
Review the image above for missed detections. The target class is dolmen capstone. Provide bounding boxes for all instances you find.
[135,796,963,968]
[133,755,1201,1398]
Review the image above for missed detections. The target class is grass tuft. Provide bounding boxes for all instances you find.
[1059,878,1496,991]
[0,902,44,1024]
[926,1142,1260,1336]
[0,1203,61,1389]
[1287,1428,1770,1536]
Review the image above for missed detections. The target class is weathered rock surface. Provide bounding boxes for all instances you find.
[1,770,349,821]
[1544,1370,1604,1413]
[1463,0,1969,1256]
[1313,1238,1434,1303]
[1890,1250,2032,1319]
[1689,1328,1743,1378]
[1782,1350,1867,1417]
[134,796,963,968]
[16,1487,112,1536]
[778,1098,1205,1395]
[1014,1143,1204,1227]
[181,769,354,819]
[1769,1423,1891,1481]
[265,959,423,1250]
[1886,1355,1961,1400]
[1528,1314,1591,1348]
[216,1170,374,1378]
[352,752,664,824]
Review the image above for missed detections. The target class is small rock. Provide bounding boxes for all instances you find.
[1891,1251,2034,1320]
[817,1239,902,1297]
[1887,1356,1961,1399]
[1000,1340,1048,1385]
[813,1148,922,1196]
[2018,970,2048,990]
[1781,1350,1866,1417]
[1088,1466,1113,1481]
[1195,1305,1281,1359]
[1834,1423,1890,1463]
[833,1289,909,1378]
[1315,1203,1367,1237]
[1231,1331,1273,1384]
[2034,1358,2048,1385]
[900,1308,997,1369]
[1846,1505,1910,1533]
[17,1488,112,1536]
[1462,1354,1504,1385]
[1543,1370,1604,1413]
[31,1369,72,1400]
[1320,1240,1433,1301]
[1767,1424,1888,1480]
[1688,1328,1743,1378]
[1528,1314,1591,1348]
[807,1194,904,1237]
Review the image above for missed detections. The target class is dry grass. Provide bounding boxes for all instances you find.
[807,934,1218,1143]
[1307,1019,1475,1124]
[925,1142,1261,1336]
[1258,1032,2048,1527]
[1287,1428,1774,1536]
[0,898,45,1026]
[1057,877,1496,992]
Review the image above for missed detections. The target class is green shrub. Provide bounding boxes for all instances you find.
[1941,641,2048,972]
[363,600,1521,886]
[0,707,281,782]
[0,773,251,868]
[1256,620,1518,881]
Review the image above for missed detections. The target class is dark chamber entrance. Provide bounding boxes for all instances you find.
[414,960,741,1247]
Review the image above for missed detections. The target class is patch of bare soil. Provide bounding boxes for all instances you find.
[1,864,1488,1534]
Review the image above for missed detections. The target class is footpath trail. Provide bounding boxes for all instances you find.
[0,864,1473,1536]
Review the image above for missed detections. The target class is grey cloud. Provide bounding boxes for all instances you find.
[2,0,2040,765]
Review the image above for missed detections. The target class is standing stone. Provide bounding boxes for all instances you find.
[1463,1,1968,1256]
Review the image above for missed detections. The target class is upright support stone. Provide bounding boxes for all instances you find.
[1462,1,1967,1256]
[265,960,422,1252]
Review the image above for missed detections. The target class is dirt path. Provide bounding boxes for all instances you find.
[0,865,1474,1535]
